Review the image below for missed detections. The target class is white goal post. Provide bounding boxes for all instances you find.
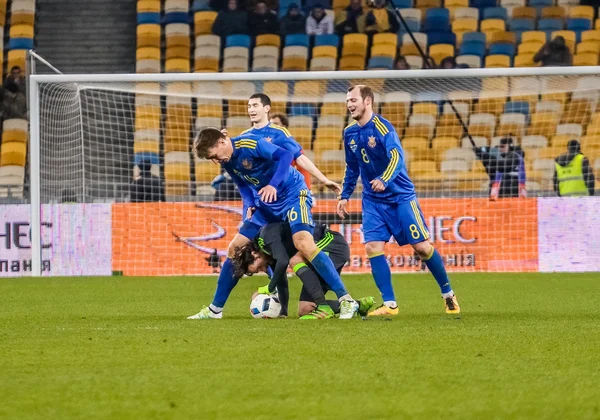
[28,67,600,276]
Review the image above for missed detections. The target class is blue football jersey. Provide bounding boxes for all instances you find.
[240,123,303,159]
[223,134,305,203]
[341,114,415,204]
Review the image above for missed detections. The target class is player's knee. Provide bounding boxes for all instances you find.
[227,235,249,258]
[292,233,316,257]
[365,241,385,256]
[298,301,316,317]
[412,241,433,259]
[288,253,304,270]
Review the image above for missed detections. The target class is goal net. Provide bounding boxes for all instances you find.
[28,68,600,276]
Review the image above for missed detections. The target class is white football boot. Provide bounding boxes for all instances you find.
[339,299,359,319]
[187,306,222,319]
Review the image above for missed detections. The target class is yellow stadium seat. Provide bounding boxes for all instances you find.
[429,44,454,64]
[569,5,594,20]
[282,57,307,71]
[195,158,221,183]
[446,0,468,7]
[561,100,592,125]
[342,34,368,57]
[294,80,324,98]
[9,24,33,38]
[310,57,336,71]
[321,101,348,117]
[404,125,434,140]
[312,140,341,159]
[400,43,421,56]
[582,30,600,43]
[166,34,191,50]
[551,31,576,51]
[315,126,343,141]
[164,127,191,153]
[551,134,575,149]
[0,142,27,166]
[409,160,438,176]
[135,106,161,131]
[401,137,429,151]
[577,42,600,55]
[485,54,510,68]
[412,102,438,117]
[339,56,365,70]
[468,123,494,139]
[138,0,161,12]
[136,47,161,61]
[527,112,559,138]
[452,18,478,33]
[256,34,281,48]
[597,18,600,29]
[2,130,27,144]
[580,135,600,149]
[133,139,160,155]
[166,46,191,60]
[2,119,28,143]
[518,42,543,55]
[194,11,218,36]
[7,50,26,72]
[137,24,161,48]
[521,31,546,45]
[490,31,516,45]
[332,0,349,12]
[165,58,190,72]
[474,97,505,116]
[370,44,396,58]
[262,81,288,112]
[585,123,600,136]
[481,19,505,33]
[165,160,191,195]
[194,57,219,72]
[431,137,459,160]
[380,105,407,133]
[437,124,465,140]
[512,7,536,20]
[541,6,565,19]
[291,127,313,149]
[373,33,397,48]
[312,45,337,59]
[416,0,441,10]
[573,53,598,66]
[10,12,34,26]
[514,54,539,67]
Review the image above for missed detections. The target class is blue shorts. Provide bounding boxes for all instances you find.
[239,188,314,239]
[362,198,430,246]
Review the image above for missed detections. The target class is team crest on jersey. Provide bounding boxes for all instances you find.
[264,136,272,142]
[349,139,357,152]
[241,159,253,170]
[368,136,377,148]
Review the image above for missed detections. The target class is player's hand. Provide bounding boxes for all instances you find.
[246,206,256,220]
[337,199,349,220]
[370,178,386,192]
[259,185,277,203]
[323,179,342,195]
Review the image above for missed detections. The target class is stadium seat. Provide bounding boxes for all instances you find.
[550,30,576,50]
[262,81,288,111]
[137,24,161,48]
[194,157,221,183]
[521,31,547,45]
[136,59,160,73]
[339,56,365,70]
[165,58,190,72]
[541,6,565,19]
[194,57,219,72]
[195,82,223,118]
[194,45,220,60]
[497,113,526,136]
[535,100,562,114]
[468,113,496,138]
[368,56,394,69]
[312,45,338,59]
[164,152,191,196]
[569,5,594,20]
[573,53,598,66]
[137,47,161,61]
[489,43,516,57]
[256,34,281,48]
[0,141,26,167]
[538,18,563,33]
[405,115,436,139]
[567,18,592,33]
[252,57,277,72]
[455,54,481,67]
[556,123,582,138]
[10,0,35,25]
[424,8,450,33]
[138,1,161,24]
[310,57,336,70]
[528,112,559,137]
[195,34,220,49]
[373,33,397,49]
[253,46,279,60]
[484,7,508,21]
[454,7,479,21]
[509,18,535,34]
[511,6,536,20]
[577,41,600,55]
[485,54,511,67]
[191,0,211,12]
[521,135,548,149]
[416,0,441,10]
[462,31,486,46]
[504,101,529,116]
[224,46,250,61]
[194,11,217,36]
[0,165,25,197]
[342,34,368,57]
[581,30,600,43]
[225,34,251,49]
[461,136,488,148]
[314,34,339,47]
[429,44,454,63]
[282,57,307,71]
[452,18,478,34]
[285,34,310,47]
[165,24,191,50]
[518,42,543,55]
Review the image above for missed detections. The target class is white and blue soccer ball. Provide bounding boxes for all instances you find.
[249,294,281,319]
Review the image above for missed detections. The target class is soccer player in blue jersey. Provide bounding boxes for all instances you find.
[188,128,360,319]
[337,85,460,315]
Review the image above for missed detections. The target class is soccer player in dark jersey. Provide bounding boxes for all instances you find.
[232,222,375,319]
[338,85,460,315]
[188,129,360,320]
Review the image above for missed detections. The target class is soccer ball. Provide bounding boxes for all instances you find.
[249,293,281,319]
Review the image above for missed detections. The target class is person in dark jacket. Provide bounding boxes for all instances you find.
[335,0,365,36]
[474,137,527,199]
[553,139,595,197]
[130,161,165,202]
[365,0,399,36]
[248,1,279,36]
[212,0,248,39]
[280,3,305,36]
[533,36,572,67]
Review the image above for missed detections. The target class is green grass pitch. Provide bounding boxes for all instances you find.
[1,273,600,419]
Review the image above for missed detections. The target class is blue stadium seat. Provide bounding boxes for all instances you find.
[424,8,450,33]
[538,18,563,32]
[427,31,455,46]
[489,43,516,57]
[460,42,486,57]
[134,152,160,165]
[226,34,251,48]
[504,101,529,116]
[163,11,189,24]
[285,34,310,47]
[290,103,315,116]
[8,39,34,50]
[394,0,412,8]
[315,34,339,47]
[192,0,212,12]
[326,79,350,93]
[368,56,394,69]
[137,12,161,25]
[529,0,552,7]
[462,31,486,45]
[509,18,534,32]
[483,7,508,21]
[471,0,496,12]
[567,18,592,32]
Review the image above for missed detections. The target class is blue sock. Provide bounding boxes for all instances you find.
[369,254,395,303]
[423,249,452,295]
[211,258,239,308]
[309,250,348,298]
[266,265,274,279]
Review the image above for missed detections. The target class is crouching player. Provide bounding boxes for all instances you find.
[232,222,375,319]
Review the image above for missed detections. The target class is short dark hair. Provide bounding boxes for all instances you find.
[231,241,268,278]
[347,85,375,104]
[270,112,289,128]
[249,93,271,107]
[10,66,21,72]
[193,127,225,158]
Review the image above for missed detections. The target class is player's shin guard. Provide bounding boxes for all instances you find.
[368,253,396,303]
[423,248,453,295]
[308,250,348,299]
[211,259,239,309]
[293,263,328,306]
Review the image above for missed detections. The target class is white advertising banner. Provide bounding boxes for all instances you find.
[0,204,112,277]
[538,197,600,272]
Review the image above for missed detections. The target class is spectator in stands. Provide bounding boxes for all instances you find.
[270,112,289,128]
[4,66,26,94]
[335,0,365,36]
[553,140,595,197]
[440,56,457,69]
[422,56,436,69]
[306,4,334,35]
[474,137,526,199]
[248,1,279,36]
[3,81,27,120]
[212,0,249,39]
[394,55,410,70]
[280,3,306,36]
[130,161,164,202]
[534,36,572,67]
[365,0,399,36]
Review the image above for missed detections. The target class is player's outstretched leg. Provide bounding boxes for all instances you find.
[413,241,460,314]
[292,261,335,320]
[365,241,399,317]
